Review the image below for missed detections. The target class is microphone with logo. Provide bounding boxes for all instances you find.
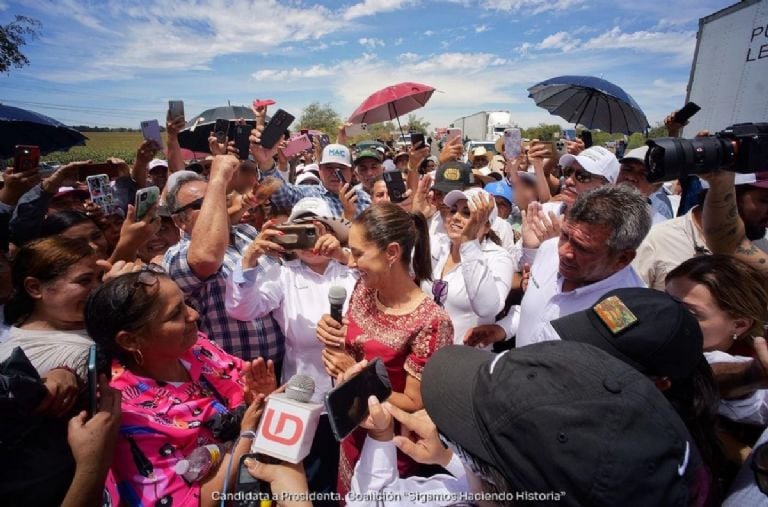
[251,374,324,464]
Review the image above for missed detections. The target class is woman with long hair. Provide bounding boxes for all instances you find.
[316,202,454,499]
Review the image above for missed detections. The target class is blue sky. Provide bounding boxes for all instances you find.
[0,0,735,131]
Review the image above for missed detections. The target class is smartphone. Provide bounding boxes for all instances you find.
[283,134,313,158]
[334,168,346,185]
[556,140,567,157]
[383,171,407,203]
[345,123,368,137]
[13,145,40,174]
[273,224,318,250]
[260,109,295,149]
[140,120,163,148]
[319,134,330,149]
[562,129,577,141]
[135,186,160,220]
[232,124,251,160]
[410,132,425,148]
[504,128,522,159]
[447,128,462,142]
[214,119,230,144]
[88,344,98,415]
[580,131,593,148]
[168,100,185,122]
[531,140,556,159]
[234,453,273,506]
[86,174,117,215]
[324,358,392,442]
[673,102,701,124]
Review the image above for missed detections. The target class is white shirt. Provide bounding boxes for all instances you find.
[705,350,768,426]
[0,327,92,381]
[491,217,517,256]
[422,237,514,347]
[347,436,468,507]
[514,237,646,348]
[225,258,357,404]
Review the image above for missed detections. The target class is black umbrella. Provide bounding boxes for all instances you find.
[0,103,87,159]
[178,105,262,153]
[527,75,649,135]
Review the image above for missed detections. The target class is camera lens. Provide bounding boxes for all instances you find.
[645,136,735,182]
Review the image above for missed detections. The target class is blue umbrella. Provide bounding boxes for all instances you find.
[0,103,87,159]
[527,76,649,135]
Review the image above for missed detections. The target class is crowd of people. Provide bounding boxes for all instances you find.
[1,101,768,507]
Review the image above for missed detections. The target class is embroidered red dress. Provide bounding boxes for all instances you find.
[337,281,454,499]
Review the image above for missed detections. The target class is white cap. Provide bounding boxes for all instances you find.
[149,158,169,171]
[619,146,648,165]
[296,172,321,185]
[320,144,351,167]
[443,187,498,224]
[287,197,333,222]
[559,146,619,184]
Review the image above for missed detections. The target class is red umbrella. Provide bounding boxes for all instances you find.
[348,82,435,128]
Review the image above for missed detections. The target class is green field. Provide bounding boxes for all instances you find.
[42,131,167,164]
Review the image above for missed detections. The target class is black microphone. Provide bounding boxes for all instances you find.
[328,286,346,325]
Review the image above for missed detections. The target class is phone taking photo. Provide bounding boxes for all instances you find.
[214,119,230,144]
[140,120,163,148]
[168,100,185,122]
[260,109,296,149]
[324,358,392,441]
[410,132,425,148]
[135,186,160,220]
[504,128,522,159]
[232,124,251,160]
[383,171,407,203]
[13,145,40,174]
[273,224,318,250]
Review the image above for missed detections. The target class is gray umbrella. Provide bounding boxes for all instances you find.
[178,105,262,153]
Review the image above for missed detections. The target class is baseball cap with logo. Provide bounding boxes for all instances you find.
[432,161,473,193]
[422,340,700,505]
[560,146,620,184]
[320,144,351,168]
[551,287,704,380]
[287,197,351,243]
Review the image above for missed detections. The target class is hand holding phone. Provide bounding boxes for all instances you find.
[13,145,40,174]
[260,109,296,149]
[673,102,701,125]
[504,129,521,159]
[135,186,160,220]
[232,124,251,160]
[410,132,426,148]
[168,100,185,122]
[383,171,407,203]
[447,128,462,142]
[273,224,318,250]
[140,120,163,149]
[283,135,313,158]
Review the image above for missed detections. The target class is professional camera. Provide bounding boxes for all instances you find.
[645,123,768,182]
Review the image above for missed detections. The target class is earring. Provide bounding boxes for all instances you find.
[733,334,739,341]
[133,349,145,366]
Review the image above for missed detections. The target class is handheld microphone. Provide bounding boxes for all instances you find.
[328,286,346,324]
[251,375,323,464]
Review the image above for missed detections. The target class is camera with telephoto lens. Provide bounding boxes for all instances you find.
[645,123,768,182]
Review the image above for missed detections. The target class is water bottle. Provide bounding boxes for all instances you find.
[174,443,229,483]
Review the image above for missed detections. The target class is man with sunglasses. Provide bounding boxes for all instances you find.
[547,145,619,215]
[162,158,284,365]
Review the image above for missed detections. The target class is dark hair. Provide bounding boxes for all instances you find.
[485,229,502,246]
[84,271,166,365]
[6,236,96,325]
[666,254,768,338]
[353,203,432,285]
[40,210,96,239]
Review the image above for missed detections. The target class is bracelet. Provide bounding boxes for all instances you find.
[239,430,258,440]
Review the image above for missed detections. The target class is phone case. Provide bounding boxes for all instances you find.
[504,129,522,159]
[447,129,462,142]
[88,345,98,415]
[86,174,118,215]
[233,124,251,159]
[13,145,40,173]
[140,120,163,148]
[345,123,368,137]
[260,109,295,149]
[135,186,160,220]
[168,100,184,121]
[383,172,407,202]
[273,225,318,250]
[283,135,313,158]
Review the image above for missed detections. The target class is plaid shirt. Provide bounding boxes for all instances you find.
[163,224,284,362]
[262,165,371,217]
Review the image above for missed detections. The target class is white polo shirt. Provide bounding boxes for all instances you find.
[514,237,646,348]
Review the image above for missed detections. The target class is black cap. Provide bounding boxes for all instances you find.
[422,341,698,505]
[551,287,704,380]
[432,161,473,193]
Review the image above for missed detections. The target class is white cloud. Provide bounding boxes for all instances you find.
[359,37,385,48]
[343,0,411,21]
[537,31,581,52]
[397,52,420,63]
[424,30,435,36]
[475,24,489,33]
[330,41,348,46]
[394,37,404,46]
[479,0,586,14]
[0,1,8,11]
[582,26,696,62]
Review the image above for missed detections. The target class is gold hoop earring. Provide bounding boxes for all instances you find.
[133,349,144,367]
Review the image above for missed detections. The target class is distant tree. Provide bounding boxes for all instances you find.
[298,102,341,135]
[366,121,396,142]
[0,16,41,73]
[522,124,561,141]
[405,114,430,134]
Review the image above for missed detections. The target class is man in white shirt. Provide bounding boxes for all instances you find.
[514,184,651,347]
[616,146,673,224]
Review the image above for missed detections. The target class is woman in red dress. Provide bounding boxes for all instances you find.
[317,202,454,500]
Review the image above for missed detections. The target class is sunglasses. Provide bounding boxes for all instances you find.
[562,166,606,184]
[432,279,448,306]
[449,206,471,219]
[172,197,204,214]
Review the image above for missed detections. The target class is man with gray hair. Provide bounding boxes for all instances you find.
[163,157,283,363]
[514,184,652,348]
